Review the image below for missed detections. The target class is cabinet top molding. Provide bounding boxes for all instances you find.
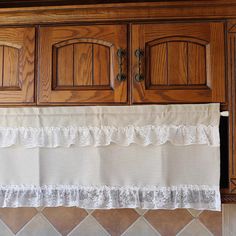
[0,0,236,25]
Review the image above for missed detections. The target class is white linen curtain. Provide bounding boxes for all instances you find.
[0,104,221,210]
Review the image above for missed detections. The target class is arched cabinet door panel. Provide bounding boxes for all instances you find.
[0,27,35,104]
[131,22,226,103]
[38,25,127,105]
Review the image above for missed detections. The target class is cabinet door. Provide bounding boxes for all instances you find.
[38,25,127,105]
[0,27,35,104]
[132,22,225,103]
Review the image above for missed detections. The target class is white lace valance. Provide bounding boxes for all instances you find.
[0,104,220,148]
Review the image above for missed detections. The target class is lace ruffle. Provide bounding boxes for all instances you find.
[0,125,219,148]
[0,185,221,210]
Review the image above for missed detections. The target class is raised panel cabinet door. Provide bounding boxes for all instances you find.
[38,24,128,105]
[0,27,35,104]
[131,22,226,103]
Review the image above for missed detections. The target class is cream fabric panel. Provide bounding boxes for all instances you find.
[0,104,219,127]
[0,144,219,187]
[39,144,219,186]
[0,104,220,147]
[0,147,39,185]
[0,104,221,210]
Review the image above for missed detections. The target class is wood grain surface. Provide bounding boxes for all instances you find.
[38,24,127,104]
[132,22,225,104]
[0,27,35,104]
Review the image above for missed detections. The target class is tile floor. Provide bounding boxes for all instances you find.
[0,204,232,236]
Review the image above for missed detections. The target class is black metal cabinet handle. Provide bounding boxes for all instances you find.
[135,49,144,82]
[116,48,126,82]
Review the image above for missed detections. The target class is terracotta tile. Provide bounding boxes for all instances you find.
[123,218,160,236]
[199,210,222,236]
[92,209,139,236]
[177,219,212,236]
[68,215,110,236]
[0,208,38,234]
[42,207,88,236]
[17,214,60,236]
[144,209,193,236]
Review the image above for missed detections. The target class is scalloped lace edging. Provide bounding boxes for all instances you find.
[0,185,221,210]
[0,125,219,148]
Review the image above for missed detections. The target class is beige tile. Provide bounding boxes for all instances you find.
[135,209,148,216]
[42,207,88,236]
[177,219,213,236]
[223,204,236,236]
[17,214,60,236]
[0,208,38,234]
[36,207,45,212]
[122,218,160,236]
[0,219,14,236]
[144,209,193,236]
[199,210,222,236]
[68,215,110,236]
[92,209,139,236]
[188,209,203,218]
[86,209,95,214]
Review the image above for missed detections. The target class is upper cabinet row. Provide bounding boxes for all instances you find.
[0,21,226,105]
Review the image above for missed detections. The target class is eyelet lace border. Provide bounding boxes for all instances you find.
[0,125,219,148]
[0,184,221,210]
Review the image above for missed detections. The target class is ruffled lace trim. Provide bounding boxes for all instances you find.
[0,185,221,210]
[0,125,219,148]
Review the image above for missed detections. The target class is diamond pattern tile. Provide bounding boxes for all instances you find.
[188,209,203,218]
[199,210,222,236]
[42,207,88,236]
[36,207,45,212]
[144,209,193,236]
[17,214,60,236]
[135,208,148,216]
[177,219,213,236]
[86,209,95,214]
[122,218,160,236]
[0,208,37,234]
[0,206,229,235]
[68,215,110,236]
[92,209,139,236]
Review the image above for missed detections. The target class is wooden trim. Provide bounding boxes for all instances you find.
[0,0,193,8]
[230,178,236,193]
[221,194,236,203]
[227,20,236,194]
[221,189,236,203]
[0,1,236,26]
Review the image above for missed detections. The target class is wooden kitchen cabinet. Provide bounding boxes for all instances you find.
[132,22,226,104]
[0,27,35,104]
[0,0,233,202]
[38,24,128,105]
[38,21,226,105]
